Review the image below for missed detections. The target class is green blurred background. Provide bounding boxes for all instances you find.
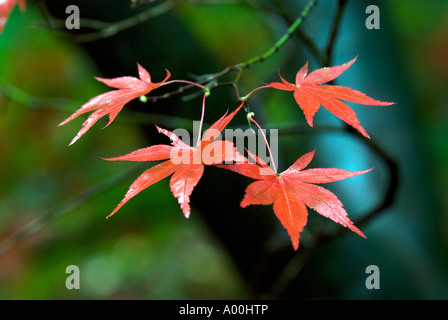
[0,0,447,299]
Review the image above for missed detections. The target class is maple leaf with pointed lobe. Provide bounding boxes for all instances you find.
[0,0,26,33]
[59,63,171,145]
[104,103,245,219]
[218,150,370,250]
[268,57,394,138]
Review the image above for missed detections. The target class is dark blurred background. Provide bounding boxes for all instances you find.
[0,0,447,299]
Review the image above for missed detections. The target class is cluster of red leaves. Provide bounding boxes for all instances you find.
[60,59,393,250]
[0,0,25,33]
[103,103,246,219]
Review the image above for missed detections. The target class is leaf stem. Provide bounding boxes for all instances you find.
[325,0,347,65]
[0,163,147,257]
[142,0,318,103]
[161,79,210,96]
[159,79,210,147]
[196,93,208,147]
[239,85,270,102]
[247,113,277,173]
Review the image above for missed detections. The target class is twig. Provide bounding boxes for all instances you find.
[236,0,318,69]
[325,0,348,65]
[0,164,147,257]
[75,1,176,42]
[147,0,319,103]
[32,1,177,43]
[0,82,213,130]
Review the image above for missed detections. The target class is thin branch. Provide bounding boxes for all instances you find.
[75,1,176,43]
[343,125,399,227]
[133,0,248,9]
[325,0,348,65]
[237,0,318,69]
[0,82,80,112]
[32,1,177,43]
[147,0,319,103]
[0,82,212,131]
[0,163,147,257]
[35,0,255,43]
[30,0,319,106]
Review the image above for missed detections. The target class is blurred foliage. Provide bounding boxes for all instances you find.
[0,0,447,299]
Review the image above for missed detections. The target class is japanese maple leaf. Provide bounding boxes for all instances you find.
[218,150,371,250]
[0,0,26,33]
[59,63,171,145]
[268,57,394,138]
[104,103,245,219]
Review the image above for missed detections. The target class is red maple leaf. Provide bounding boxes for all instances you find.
[0,0,26,33]
[218,150,371,250]
[104,103,245,219]
[59,63,171,145]
[268,57,394,138]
